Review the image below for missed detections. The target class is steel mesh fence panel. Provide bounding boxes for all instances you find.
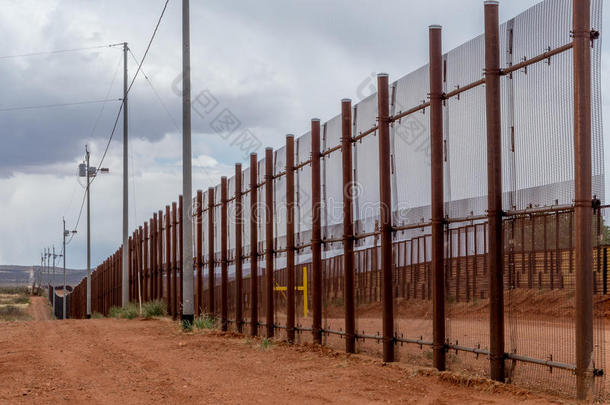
[65,0,606,399]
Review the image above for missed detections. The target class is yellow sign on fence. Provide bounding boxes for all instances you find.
[274,267,308,317]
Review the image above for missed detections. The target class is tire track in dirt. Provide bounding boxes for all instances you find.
[26,296,51,321]
[0,318,566,404]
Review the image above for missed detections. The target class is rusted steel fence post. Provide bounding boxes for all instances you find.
[311,118,323,344]
[221,177,229,331]
[265,147,275,338]
[377,74,394,362]
[250,153,259,336]
[196,190,203,316]
[341,98,356,353]
[573,0,594,399]
[165,205,172,313]
[172,201,178,319]
[208,187,215,316]
[152,213,158,300]
[286,135,296,342]
[144,221,149,302]
[128,235,133,302]
[429,25,446,371]
[484,0,505,382]
[179,195,184,317]
[235,163,243,333]
[158,209,164,300]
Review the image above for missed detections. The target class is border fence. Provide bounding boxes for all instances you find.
[65,0,605,400]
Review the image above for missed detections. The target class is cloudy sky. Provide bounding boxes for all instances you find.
[0,0,607,268]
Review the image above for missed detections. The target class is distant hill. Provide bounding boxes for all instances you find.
[0,265,88,288]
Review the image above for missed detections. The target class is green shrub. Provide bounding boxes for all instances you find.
[142,300,166,318]
[91,312,104,319]
[108,303,140,319]
[181,319,193,332]
[0,286,29,295]
[260,337,273,350]
[194,315,216,330]
[13,296,30,305]
[0,305,31,321]
[122,303,139,319]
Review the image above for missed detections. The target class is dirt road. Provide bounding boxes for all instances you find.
[26,296,51,321]
[0,317,566,404]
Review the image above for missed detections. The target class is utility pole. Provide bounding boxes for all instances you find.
[122,41,130,308]
[181,0,194,323]
[86,146,91,318]
[61,219,76,320]
[79,146,108,317]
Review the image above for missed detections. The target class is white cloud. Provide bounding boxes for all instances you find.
[0,0,608,268]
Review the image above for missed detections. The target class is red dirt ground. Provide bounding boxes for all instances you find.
[0,307,569,404]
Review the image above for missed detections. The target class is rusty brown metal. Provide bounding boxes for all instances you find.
[286,135,296,342]
[221,177,228,331]
[235,163,243,333]
[429,24,446,371]
[165,205,171,314]
[158,210,164,300]
[572,0,594,399]
[484,1,505,382]
[377,73,394,362]
[171,202,178,320]
[179,195,184,317]
[150,212,157,300]
[311,118,322,344]
[196,190,203,316]
[341,98,356,353]
[265,147,275,338]
[143,221,149,302]
[207,187,215,315]
[250,153,259,336]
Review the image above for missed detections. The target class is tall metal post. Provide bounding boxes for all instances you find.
[235,164,243,333]
[573,0,593,399]
[484,1,505,382]
[180,0,195,323]
[250,153,259,336]
[286,135,296,342]
[265,147,274,338]
[52,246,56,317]
[429,25,446,371]
[221,177,229,331]
[62,218,67,320]
[179,195,184,316]
[150,212,157,300]
[171,202,178,319]
[311,119,323,344]
[158,209,164,300]
[85,146,92,317]
[165,205,172,313]
[207,187,215,315]
[196,190,203,316]
[341,99,356,353]
[377,74,394,362]
[144,221,149,302]
[121,41,129,308]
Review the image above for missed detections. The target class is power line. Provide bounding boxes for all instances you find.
[64,0,169,245]
[128,48,179,130]
[88,54,123,140]
[0,98,120,113]
[126,0,170,94]
[0,44,112,60]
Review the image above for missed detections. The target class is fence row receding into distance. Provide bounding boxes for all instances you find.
[62,0,605,400]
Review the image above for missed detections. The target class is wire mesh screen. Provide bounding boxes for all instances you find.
[69,0,606,400]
